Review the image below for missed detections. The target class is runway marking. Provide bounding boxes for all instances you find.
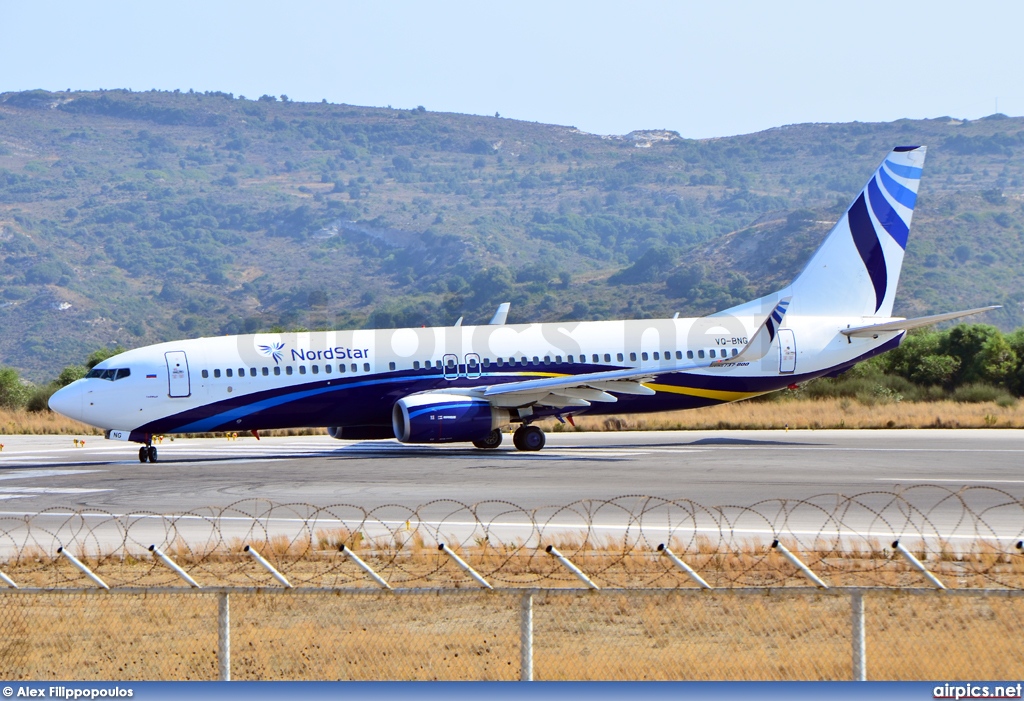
[0,487,114,501]
[879,478,1024,485]
[0,469,105,481]
[0,513,1010,541]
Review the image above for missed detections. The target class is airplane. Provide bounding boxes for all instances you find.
[48,145,998,462]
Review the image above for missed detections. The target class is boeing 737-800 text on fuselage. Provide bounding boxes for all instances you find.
[48,147,997,461]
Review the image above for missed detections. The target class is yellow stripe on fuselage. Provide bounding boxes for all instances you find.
[644,383,764,403]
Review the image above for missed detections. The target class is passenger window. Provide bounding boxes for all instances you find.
[352,363,358,372]
[238,368,245,376]
[202,370,209,379]
[338,364,345,373]
[325,364,332,373]
[592,354,599,363]
[262,367,269,376]
[413,361,420,370]
[676,351,683,359]
[312,365,319,374]
[653,352,660,360]
[555,356,561,363]
[642,352,648,361]
[629,352,637,362]
[363,362,370,372]
[286,366,293,375]
[543,356,550,364]
[567,355,574,363]
[214,369,221,378]
[446,358,456,367]
[698,350,705,359]
[603,353,610,362]
[687,351,694,359]
[732,348,739,357]
[520,357,527,365]
[710,350,716,358]
[388,361,396,371]
[533,356,540,365]
[616,353,623,362]
[299,366,307,375]
[226,369,233,378]
[496,358,504,366]
[249,368,256,377]
[483,359,491,367]
[273,366,281,376]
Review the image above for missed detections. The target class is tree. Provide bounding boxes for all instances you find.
[55,365,87,387]
[944,325,1007,386]
[0,367,28,409]
[86,346,126,370]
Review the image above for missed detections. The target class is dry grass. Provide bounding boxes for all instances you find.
[5,398,1021,437]
[0,409,101,436]
[4,536,1024,680]
[4,534,1023,590]
[1,589,1022,680]
[545,398,1024,431]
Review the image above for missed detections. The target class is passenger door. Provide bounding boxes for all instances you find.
[165,351,191,397]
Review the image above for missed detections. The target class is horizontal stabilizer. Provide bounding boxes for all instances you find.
[840,305,1001,337]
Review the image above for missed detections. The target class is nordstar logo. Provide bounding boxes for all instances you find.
[257,342,286,364]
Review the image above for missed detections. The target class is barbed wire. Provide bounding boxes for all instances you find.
[2,485,1024,589]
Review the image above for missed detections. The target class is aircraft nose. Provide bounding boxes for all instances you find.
[48,383,83,421]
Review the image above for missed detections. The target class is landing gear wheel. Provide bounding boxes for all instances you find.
[147,446,158,463]
[138,447,148,463]
[472,429,503,450]
[513,425,546,452]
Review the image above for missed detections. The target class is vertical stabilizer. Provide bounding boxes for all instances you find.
[788,146,926,317]
[719,147,927,321]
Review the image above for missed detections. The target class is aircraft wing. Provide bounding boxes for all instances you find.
[477,298,791,407]
[840,305,1000,338]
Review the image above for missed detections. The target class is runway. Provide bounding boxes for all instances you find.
[1,430,1022,552]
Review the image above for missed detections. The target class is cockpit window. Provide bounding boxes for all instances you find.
[86,368,131,381]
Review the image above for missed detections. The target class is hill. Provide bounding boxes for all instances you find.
[1,89,1022,381]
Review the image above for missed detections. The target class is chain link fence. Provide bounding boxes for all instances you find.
[2,587,1023,681]
[4,488,1024,680]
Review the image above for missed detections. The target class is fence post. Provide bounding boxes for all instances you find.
[520,591,533,682]
[851,591,866,681]
[218,592,231,682]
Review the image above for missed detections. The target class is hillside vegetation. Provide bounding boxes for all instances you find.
[1,89,1023,381]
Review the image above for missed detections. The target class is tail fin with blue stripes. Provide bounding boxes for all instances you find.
[787,146,927,317]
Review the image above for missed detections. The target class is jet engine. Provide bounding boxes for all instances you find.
[392,393,509,444]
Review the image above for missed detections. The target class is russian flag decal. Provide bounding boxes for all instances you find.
[146,374,157,379]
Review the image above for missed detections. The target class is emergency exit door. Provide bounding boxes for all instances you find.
[165,351,191,397]
[778,329,797,374]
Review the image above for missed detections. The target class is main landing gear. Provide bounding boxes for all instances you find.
[471,425,546,452]
[512,425,545,452]
[472,429,503,450]
[138,445,158,463]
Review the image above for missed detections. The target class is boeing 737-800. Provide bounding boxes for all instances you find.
[48,146,997,461]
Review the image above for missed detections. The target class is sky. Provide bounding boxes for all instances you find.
[2,1,1022,139]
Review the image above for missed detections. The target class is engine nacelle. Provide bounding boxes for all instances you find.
[392,393,509,444]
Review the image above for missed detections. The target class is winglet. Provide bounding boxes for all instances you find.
[713,297,791,366]
[489,302,510,325]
